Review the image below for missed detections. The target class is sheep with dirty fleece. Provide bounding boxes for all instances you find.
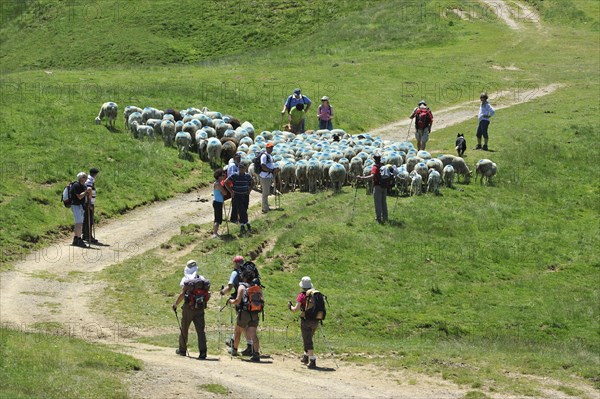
[475,159,498,185]
[175,131,192,159]
[123,106,142,129]
[329,162,347,193]
[410,171,423,196]
[95,102,118,129]
[450,156,471,184]
[427,169,441,195]
[442,164,455,188]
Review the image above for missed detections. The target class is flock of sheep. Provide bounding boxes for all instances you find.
[95,101,498,196]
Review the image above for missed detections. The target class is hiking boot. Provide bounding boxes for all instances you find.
[74,237,88,248]
[475,144,482,150]
[307,359,317,369]
[241,345,253,356]
[175,349,186,356]
[240,224,246,235]
[482,145,488,151]
[246,224,252,234]
[301,354,309,364]
[228,348,239,356]
[198,351,207,360]
[225,338,233,348]
[250,352,261,362]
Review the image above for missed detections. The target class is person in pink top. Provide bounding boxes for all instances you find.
[288,276,319,369]
[317,96,334,130]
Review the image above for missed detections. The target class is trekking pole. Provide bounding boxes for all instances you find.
[86,203,92,248]
[173,308,189,357]
[319,324,338,369]
[224,200,230,235]
[351,183,359,220]
[218,286,224,345]
[405,118,412,142]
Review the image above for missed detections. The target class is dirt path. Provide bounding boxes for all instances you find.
[370,83,563,141]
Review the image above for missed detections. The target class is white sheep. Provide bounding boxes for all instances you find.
[396,168,411,196]
[279,161,297,192]
[95,102,118,129]
[442,164,455,188]
[475,159,498,185]
[426,158,444,175]
[131,122,154,140]
[128,112,143,134]
[123,106,142,129]
[307,160,320,194]
[410,171,423,196]
[349,156,363,185]
[451,156,472,184]
[206,137,222,169]
[161,119,176,147]
[295,160,309,192]
[413,162,429,182]
[329,162,347,193]
[175,131,192,159]
[142,107,164,122]
[427,169,441,195]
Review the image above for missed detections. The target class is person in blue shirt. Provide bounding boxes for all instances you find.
[476,92,495,151]
[225,163,254,235]
[212,169,229,239]
[281,88,311,132]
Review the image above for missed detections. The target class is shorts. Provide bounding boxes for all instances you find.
[213,201,223,224]
[237,311,260,328]
[415,127,430,144]
[476,119,490,139]
[71,204,84,224]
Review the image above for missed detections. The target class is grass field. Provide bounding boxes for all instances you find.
[1,0,599,397]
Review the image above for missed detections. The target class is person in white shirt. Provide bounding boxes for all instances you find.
[476,92,495,151]
[259,143,278,213]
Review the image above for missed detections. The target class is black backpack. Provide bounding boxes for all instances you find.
[61,181,76,208]
[241,261,262,287]
[253,151,266,174]
[304,289,327,322]
[377,164,395,189]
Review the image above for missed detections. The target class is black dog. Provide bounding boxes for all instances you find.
[455,133,467,157]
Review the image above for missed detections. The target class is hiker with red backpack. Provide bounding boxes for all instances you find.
[288,276,326,369]
[227,265,263,362]
[409,100,434,151]
[172,260,210,360]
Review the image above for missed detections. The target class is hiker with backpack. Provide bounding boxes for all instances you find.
[259,142,278,213]
[281,88,311,132]
[409,100,434,151]
[172,260,210,360]
[70,172,92,248]
[82,167,99,244]
[220,255,254,356]
[317,96,334,130]
[475,92,495,151]
[288,276,326,369]
[227,266,263,361]
[356,154,390,224]
[225,162,254,235]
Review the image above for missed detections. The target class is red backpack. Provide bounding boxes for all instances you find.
[184,277,211,310]
[414,107,432,129]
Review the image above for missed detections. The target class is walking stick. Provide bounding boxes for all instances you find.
[173,308,189,357]
[86,203,92,248]
[224,200,231,235]
[218,286,224,345]
[319,324,339,369]
[351,183,359,220]
[405,118,412,142]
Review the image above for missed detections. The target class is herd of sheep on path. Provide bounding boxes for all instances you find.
[95,102,498,196]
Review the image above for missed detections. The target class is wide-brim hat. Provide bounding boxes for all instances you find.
[299,276,313,289]
[184,260,198,277]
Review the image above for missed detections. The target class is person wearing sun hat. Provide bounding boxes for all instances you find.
[172,259,209,359]
[317,96,334,130]
[288,276,319,369]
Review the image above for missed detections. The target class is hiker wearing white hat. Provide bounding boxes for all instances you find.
[317,96,334,130]
[172,260,210,360]
[288,276,320,369]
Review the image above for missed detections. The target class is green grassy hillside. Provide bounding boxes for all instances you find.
[0,0,599,396]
